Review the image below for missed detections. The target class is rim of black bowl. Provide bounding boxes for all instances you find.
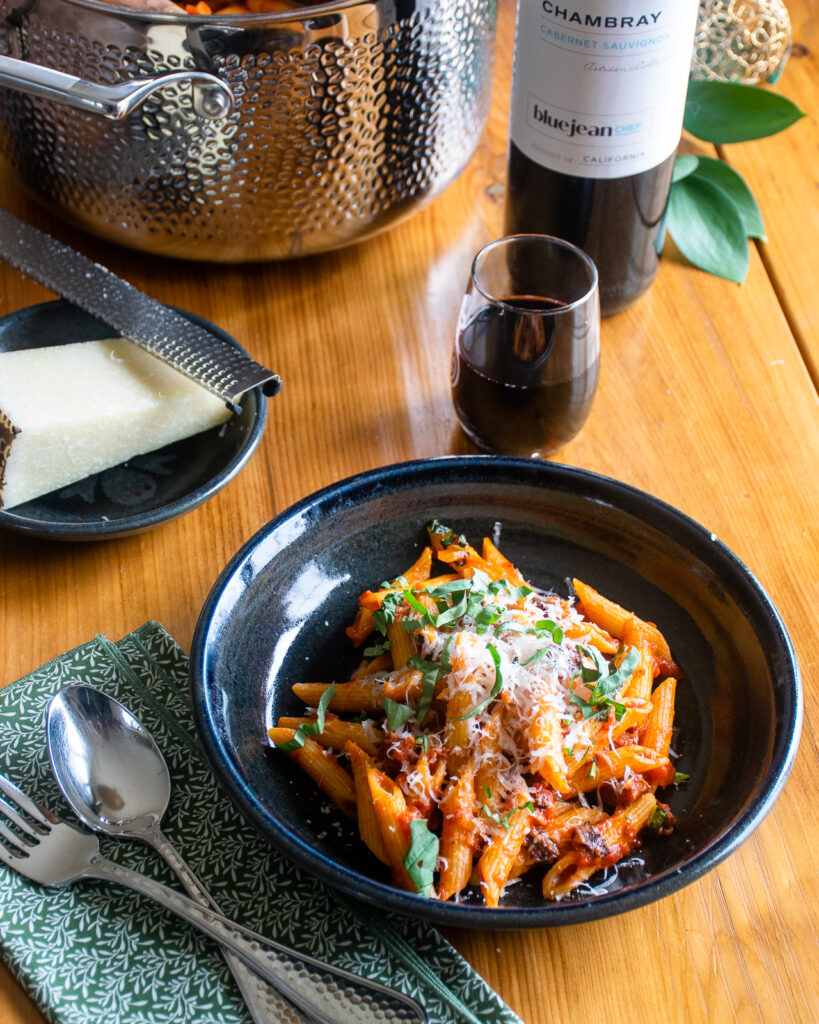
[0,299,267,540]
[191,455,802,928]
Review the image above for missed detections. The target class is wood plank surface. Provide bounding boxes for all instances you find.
[713,0,819,383]
[1,1,817,1022]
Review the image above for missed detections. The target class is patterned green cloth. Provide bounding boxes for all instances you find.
[0,623,522,1024]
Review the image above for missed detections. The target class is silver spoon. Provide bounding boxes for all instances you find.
[45,685,319,1024]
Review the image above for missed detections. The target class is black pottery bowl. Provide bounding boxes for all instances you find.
[190,457,801,928]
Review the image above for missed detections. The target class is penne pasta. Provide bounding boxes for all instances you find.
[272,523,683,906]
[477,792,532,907]
[542,793,658,899]
[292,679,383,714]
[345,741,391,865]
[366,764,416,891]
[278,716,381,758]
[438,766,478,900]
[571,578,676,666]
[268,728,356,817]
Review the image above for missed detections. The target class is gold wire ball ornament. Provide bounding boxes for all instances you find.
[692,0,792,83]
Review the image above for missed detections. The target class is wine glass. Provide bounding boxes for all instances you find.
[451,234,600,457]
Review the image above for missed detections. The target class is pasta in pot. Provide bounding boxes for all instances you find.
[180,0,309,14]
[106,0,314,15]
[268,521,685,906]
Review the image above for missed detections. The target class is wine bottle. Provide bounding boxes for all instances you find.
[503,1,700,316]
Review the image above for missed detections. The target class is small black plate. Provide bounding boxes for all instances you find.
[0,299,267,540]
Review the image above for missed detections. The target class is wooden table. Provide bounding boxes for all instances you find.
[1,1,817,1021]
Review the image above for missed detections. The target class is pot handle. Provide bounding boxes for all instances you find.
[0,55,233,120]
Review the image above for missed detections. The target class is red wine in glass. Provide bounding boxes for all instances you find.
[452,292,599,457]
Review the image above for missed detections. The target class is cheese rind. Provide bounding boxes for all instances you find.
[0,339,233,510]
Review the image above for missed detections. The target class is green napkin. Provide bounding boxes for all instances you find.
[0,623,521,1024]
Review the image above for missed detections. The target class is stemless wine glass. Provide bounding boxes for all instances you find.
[451,234,600,457]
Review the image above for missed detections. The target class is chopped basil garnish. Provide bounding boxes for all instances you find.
[373,590,405,634]
[427,519,467,549]
[673,772,690,784]
[407,655,442,724]
[648,805,668,830]
[403,819,439,896]
[481,800,534,834]
[496,621,536,636]
[535,618,564,643]
[474,603,503,633]
[275,683,336,752]
[363,640,392,658]
[570,645,640,720]
[383,697,415,732]
[403,589,429,617]
[439,636,454,673]
[430,590,469,627]
[456,643,503,720]
[381,571,534,636]
[380,574,409,589]
[428,581,473,601]
[480,805,504,829]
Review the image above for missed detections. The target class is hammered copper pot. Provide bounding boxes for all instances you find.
[0,0,496,260]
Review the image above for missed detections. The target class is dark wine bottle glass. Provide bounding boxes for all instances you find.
[503,1,700,317]
[451,234,600,458]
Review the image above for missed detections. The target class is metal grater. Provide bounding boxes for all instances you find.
[0,208,281,411]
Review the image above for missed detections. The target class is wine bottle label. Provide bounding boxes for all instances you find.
[508,0,699,179]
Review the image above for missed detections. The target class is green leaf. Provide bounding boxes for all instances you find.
[383,697,415,732]
[570,692,600,720]
[684,79,805,144]
[535,619,564,643]
[275,682,336,752]
[497,621,536,636]
[667,176,749,283]
[373,590,404,634]
[672,154,699,183]
[363,640,392,658]
[403,588,430,620]
[407,655,441,724]
[439,635,454,673]
[577,644,609,682]
[593,645,641,698]
[430,590,468,627]
[403,819,439,897]
[427,579,472,597]
[688,156,766,239]
[480,805,505,829]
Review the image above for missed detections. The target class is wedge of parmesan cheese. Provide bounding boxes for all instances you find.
[0,339,232,510]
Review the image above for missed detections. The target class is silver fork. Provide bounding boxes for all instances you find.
[0,773,427,1024]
